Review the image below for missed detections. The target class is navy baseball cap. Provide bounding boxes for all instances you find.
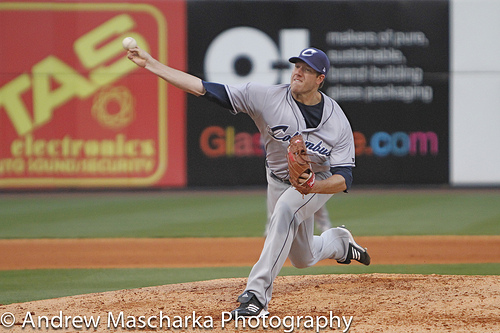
[289,48,330,75]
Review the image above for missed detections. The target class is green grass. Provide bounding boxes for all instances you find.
[0,190,499,238]
[0,191,268,238]
[1,264,499,305]
[327,191,500,236]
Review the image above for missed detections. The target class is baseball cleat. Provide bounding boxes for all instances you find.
[231,291,269,318]
[336,226,371,266]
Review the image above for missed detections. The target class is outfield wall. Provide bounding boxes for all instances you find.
[0,0,498,188]
[450,0,500,186]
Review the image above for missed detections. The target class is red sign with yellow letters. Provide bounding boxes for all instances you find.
[0,0,186,188]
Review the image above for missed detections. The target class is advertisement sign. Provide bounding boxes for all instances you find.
[187,0,449,186]
[0,0,187,188]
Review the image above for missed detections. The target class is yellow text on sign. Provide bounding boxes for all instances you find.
[0,14,149,136]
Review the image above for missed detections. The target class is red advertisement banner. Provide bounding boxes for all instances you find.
[0,0,187,188]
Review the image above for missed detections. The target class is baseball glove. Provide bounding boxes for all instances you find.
[287,134,315,195]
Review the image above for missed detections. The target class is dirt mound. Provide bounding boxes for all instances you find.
[1,274,499,332]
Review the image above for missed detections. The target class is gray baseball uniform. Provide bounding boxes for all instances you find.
[223,82,356,308]
[127,43,370,317]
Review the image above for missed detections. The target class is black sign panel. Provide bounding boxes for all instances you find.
[187,0,449,186]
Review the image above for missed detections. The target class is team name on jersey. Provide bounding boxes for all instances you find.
[267,125,331,156]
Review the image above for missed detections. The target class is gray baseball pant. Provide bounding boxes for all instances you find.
[245,167,350,308]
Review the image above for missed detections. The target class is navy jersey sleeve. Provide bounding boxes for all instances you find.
[201,81,232,110]
[330,166,353,192]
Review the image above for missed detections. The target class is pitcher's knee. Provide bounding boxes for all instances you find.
[289,256,314,269]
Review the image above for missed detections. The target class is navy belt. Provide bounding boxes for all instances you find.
[270,172,291,185]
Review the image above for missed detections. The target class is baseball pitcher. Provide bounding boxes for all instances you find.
[126,45,370,318]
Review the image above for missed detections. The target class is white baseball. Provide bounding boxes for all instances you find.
[122,37,137,50]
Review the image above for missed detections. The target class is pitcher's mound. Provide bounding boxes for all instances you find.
[2,274,499,332]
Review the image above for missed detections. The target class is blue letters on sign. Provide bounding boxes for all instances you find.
[371,132,392,157]
[392,132,410,156]
[371,131,410,157]
[369,131,438,157]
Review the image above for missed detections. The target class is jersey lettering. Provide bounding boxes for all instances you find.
[305,140,331,156]
[267,125,298,142]
[267,125,330,156]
